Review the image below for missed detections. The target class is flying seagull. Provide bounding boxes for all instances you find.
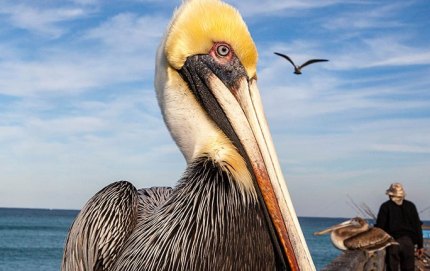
[61,0,315,270]
[274,52,328,75]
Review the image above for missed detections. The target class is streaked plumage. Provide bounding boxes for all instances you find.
[62,181,139,271]
[274,52,328,75]
[314,217,398,252]
[61,0,315,270]
[112,158,275,270]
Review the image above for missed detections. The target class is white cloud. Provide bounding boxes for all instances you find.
[0,6,178,209]
[0,43,20,60]
[338,36,430,69]
[0,3,87,37]
[245,2,426,71]
[370,51,430,67]
[0,60,108,95]
[0,13,168,97]
[258,68,382,121]
[354,119,430,154]
[70,0,100,5]
[323,2,410,31]
[0,88,184,209]
[228,0,346,17]
[266,33,430,71]
[371,144,430,154]
[83,13,168,52]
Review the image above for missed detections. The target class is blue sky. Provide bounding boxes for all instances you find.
[0,0,429,220]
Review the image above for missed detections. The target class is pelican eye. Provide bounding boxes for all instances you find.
[216,44,230,57]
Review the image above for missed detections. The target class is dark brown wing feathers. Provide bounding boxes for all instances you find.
[344,227,394,250]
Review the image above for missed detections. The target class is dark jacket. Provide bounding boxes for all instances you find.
[376,199,423,249]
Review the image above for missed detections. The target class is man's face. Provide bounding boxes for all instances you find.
[390,196,404,205]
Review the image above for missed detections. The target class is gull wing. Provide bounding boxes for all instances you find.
[274,52,297,68]
[299,59,329,69]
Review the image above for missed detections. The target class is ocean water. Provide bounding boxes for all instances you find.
[0,208,346,270]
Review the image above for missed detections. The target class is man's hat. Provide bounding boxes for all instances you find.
[386,183,405,197]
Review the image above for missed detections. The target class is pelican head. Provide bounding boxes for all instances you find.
[155,0,314,269]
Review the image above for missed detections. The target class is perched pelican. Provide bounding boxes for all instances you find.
[314,217,398,252]
[274,52,328,75]
[62,0,315,270]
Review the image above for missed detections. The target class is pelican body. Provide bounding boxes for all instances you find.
[61,0,315,270]
[314,217,398,252]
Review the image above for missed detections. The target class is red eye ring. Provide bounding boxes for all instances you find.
[210,42,233,64]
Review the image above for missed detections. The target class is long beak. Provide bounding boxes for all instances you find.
[179,54,315,270]
[314,219,354,236]
[211,76,314,270]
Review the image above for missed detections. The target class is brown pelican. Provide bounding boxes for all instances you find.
[61,0,315,270]
[274,52,328,75]
[314,217,398,252]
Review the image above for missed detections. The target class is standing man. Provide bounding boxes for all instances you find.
[376,183,424,271]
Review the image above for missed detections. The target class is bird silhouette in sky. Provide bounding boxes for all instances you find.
[274,52,328,75]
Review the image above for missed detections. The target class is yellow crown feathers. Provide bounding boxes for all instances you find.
[165,0,258,78]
